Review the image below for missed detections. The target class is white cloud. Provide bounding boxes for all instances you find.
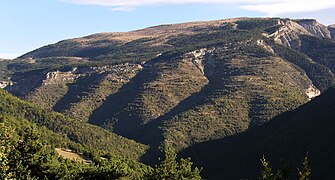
[241,1,335,16]
[61,0,335,15]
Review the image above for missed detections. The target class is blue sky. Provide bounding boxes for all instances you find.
[1,0,334,59]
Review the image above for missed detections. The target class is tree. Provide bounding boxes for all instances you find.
[7,126,52,179]
[259,155,312,180]
[146,142,202,180]
[298,155,311,180]
[0,123,14,179]
[260,155,275,180]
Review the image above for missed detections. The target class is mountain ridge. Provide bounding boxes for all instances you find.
[18,17,334,61]
[2,17,335,167]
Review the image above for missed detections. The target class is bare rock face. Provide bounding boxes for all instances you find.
[305,85,321,100]
[265,19,334,50]
[0,81,13,89]
[295,19,332,38]
[265,19,311,48]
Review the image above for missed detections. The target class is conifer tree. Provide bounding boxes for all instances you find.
[260,155,275,180]
[0,123,14,180]
[146,142,201,180]
[298,155,311,180]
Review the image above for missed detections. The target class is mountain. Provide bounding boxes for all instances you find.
[180,85,335,179]
[1,17,335,163]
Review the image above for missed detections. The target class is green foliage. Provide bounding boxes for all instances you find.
[0,123,14,179]
[0,60,12,80]
[298,155,311,180]
[259,155,311,180]
[299,35,335,73]
[7,126,52,179]
[145,142,201,180]
[236,19,279,30]
[260,156,275,180]
[1,124,200,180]
[0,89,148,160]
[63,77,125,122]
[272,43,335,91]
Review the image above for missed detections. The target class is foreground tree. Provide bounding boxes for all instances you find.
[260,155,311,180]
[0,123,14,179]
[146,142,202,180]
[298,155,311,180]
[1,122,202,179]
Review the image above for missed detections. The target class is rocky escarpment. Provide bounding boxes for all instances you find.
[265,19,311,49]
[264,19,335,49]
[295,19,332,38]
[43,69,80,85]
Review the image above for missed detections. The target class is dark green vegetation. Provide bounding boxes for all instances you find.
[0,60,12,80]
[1,17,335,179]
[259,155,311,180]
[0,89,147,160]
[180,86,335,179]
[0,123,201,179]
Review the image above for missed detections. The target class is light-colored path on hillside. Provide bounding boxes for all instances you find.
[55,148,92,164]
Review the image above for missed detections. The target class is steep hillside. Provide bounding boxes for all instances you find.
[0,59,12,81]
[181,85,335,179]
[2,17,335,159]
[329,24,335,39]
[0,88,148,160]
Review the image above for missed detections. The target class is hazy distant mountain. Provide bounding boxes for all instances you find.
[181,85,335,179]
[1,17,335,167]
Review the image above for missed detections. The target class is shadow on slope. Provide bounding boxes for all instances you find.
[180,85,335,179]
[87,61,159,138]
[53,74,104,112]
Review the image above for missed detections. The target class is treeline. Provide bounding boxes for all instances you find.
[260,155,311,180]
[1,121,312,180]
[0,123,201,180]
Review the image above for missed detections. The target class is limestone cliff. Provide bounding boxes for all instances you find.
[295,19,332,38]
[265,19,311,48]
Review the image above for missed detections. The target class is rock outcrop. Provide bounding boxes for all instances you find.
[265,19,334,49]
[0,81,13,89]
[43,70,79,85]
[305,85,321,100]
[265,19,311,48]
[295,19,332,38]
